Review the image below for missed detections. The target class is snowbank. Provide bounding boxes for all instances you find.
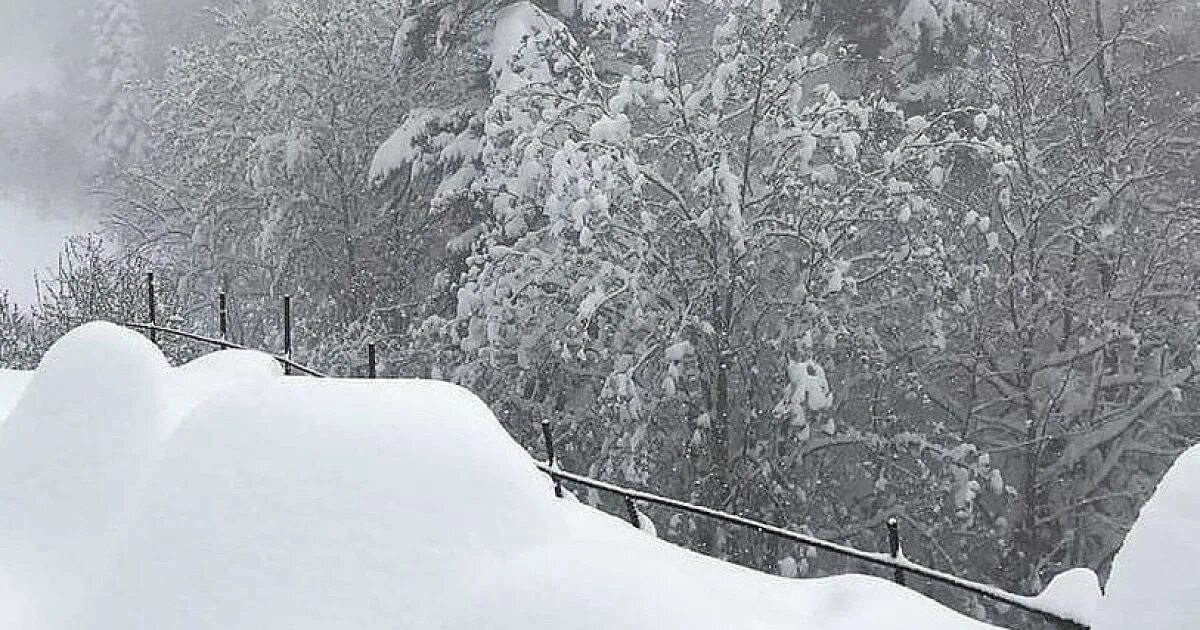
[0,323,172,628]
[88,378,560,629]
[1024,568,1101,627]
[1095,444,1200,630]
[165,348,283,418]
[0,323,1000,629]
[0,368,32,421]
[455,500,998,630]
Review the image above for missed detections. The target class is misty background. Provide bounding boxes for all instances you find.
[0,0,216,305]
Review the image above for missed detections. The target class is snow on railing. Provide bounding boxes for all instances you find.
[535,421,1088,629]
[127,271,1087,630]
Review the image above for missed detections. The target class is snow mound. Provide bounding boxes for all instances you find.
[0,322,172,627]
[0,368,33,423]
[1025,568,1100,627]
[89,378,559,629]
[1095,444,1200,630]
[0,323,1001,629]
[166,348,283,418]
[456,499,997,629]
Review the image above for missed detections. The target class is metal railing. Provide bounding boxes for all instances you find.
[129,272,367,379]
[534,434,1087,628]
[123,322,330,377]
[127,272,1087,629]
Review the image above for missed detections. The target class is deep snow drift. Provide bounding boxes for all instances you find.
[1094,443,1200,630]
[0,322,1005,629]
[1022,567,1101,627]
[0,324,173,627]
[0,368,32,419]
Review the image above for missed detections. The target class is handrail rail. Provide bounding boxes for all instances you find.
[123,322,329,378]
[536,462,1087,629]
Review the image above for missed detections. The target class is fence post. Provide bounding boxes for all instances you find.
[367,343,376,379]
[218,292,228,339]
[282,295,292,375]
[624,495,641,528]
[887,517,906,586]
[540,419,563,498]
[146,272,157,346]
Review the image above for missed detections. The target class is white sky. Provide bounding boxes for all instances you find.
[0,53,58,100]
[0,0,58,94]
[0,200,96,307]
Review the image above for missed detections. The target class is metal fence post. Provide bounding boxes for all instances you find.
[887,517,906,586]
[367,342,377,379]
[282,295,292,375]
[540,419,563,498]
[146,272,157,346]
[624,495,641,528]
[218,292,228,339]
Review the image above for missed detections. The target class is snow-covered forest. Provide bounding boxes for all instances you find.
[1,0,1198,627]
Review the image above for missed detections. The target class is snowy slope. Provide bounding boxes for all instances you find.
[1094,443,1200,630]
[0,368,32,422]
[1,322,1000,630]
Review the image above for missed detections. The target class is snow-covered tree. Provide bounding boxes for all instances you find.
[62,0,1196,615]
[856,0,1200,601]
[0,292,38,370]
[90,0,149,166]
[105,0,458,358]
[382,0,1013,567]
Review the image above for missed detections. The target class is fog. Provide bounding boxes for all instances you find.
[1,0,221,308]
[0,53,58,101]
[0,200,96,307]
[0,0,94,307]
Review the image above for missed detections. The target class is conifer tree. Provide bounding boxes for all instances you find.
[90,0,148,166]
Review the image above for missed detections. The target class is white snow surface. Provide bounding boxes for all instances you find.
[1095,443,1200,630]
[0,369,33,421]
[0,324,173,628]
[1022,568,1101,627]
[0,322,1002,629]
